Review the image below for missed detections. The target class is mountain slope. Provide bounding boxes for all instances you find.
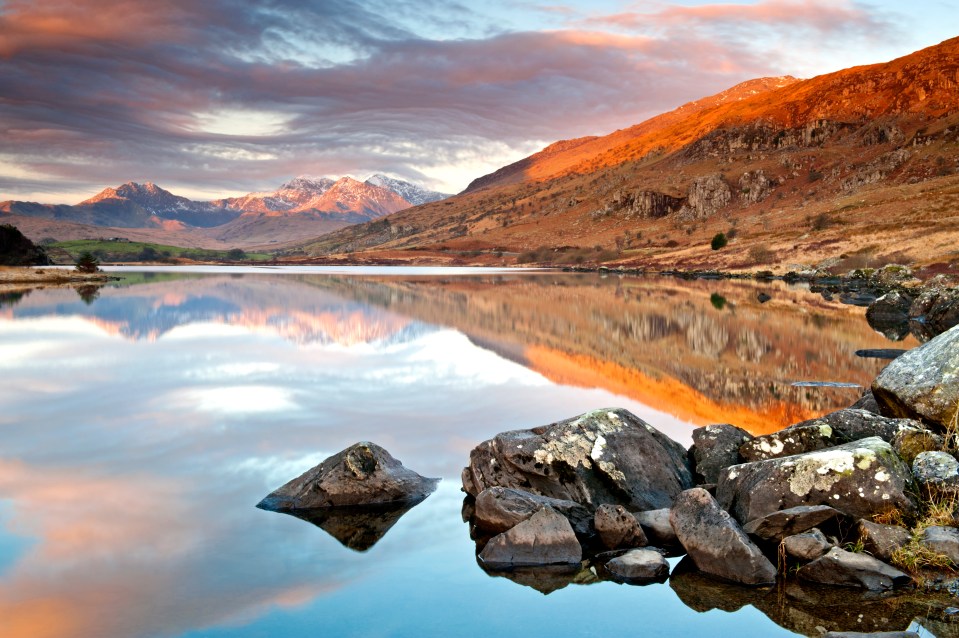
[365,174,449,205]
[298,36,959,272]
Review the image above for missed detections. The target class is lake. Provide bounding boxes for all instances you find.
[0,266,927,637]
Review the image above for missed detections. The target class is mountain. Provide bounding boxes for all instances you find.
[298,37,959,272]
[1,174,448,247]
[365,174,449,206]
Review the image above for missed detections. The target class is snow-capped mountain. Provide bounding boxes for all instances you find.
[365,174,449,206]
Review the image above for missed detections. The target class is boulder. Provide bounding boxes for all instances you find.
[872,324,959,430]
[472,487,592,535]
[634,508,678,546]
[798,547,911,590]
[594,504,647,549]
[741,505,841,541]
[783,528,832,561]
[866,291,912,341]
[717,437,916,524]
[669,488,777,586]
[790,409,921,445]
[479,507,583,568]
[258,441,439,510]
[740,423,841,462]
[919,526,959,564]
[689,423,753,484]
[604,548,670,582]
[912,451,959,496]
[857,520,911,562]
[893,427,944,465]
[462,408,693,511]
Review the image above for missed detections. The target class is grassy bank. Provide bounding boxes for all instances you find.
[48,239,273,264]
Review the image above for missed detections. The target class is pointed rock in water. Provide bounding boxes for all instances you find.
[258,441,439,510]
[280,501,424,552]
[798,547,911,590]
[872,323,959,430]
[473,486,592,535]
[462,408,693,512]
[717,437,916,524]
[689,423,753,484]
[479,507,583,568]
[669,487,777,586]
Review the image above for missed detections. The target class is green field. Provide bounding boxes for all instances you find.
[50,239,272,264]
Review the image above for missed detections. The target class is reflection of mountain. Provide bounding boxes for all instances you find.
[7,276,433,346]
[306,274,916,434]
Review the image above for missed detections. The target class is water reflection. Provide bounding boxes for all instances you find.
[0,269,918,638]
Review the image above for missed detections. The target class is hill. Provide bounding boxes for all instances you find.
[298,36,959,274]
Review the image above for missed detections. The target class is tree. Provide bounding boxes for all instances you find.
[710,232,728,251]
[226,248,247,261]
[75,251,100,273]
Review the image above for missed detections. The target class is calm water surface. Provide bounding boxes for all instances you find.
[0,267,916,638]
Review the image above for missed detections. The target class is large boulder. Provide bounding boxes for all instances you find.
[472,487,592,535]
[717,437,916,524]
[872,324,959,430]
[798,547,911,590]
[689,423,753,484]
[258,441,439,510]
[479,507,583,567]
[669,488,777,586]
[462,408,693,511]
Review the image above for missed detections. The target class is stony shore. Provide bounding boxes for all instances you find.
[0,266,118,290]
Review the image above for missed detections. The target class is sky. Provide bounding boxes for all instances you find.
[0,0,956,204]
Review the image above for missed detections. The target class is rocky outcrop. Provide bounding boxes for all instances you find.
[689,423,753,484]
[669,488,777,586]
[677,174,731,220]
[858,520,911,562]
[799,547,911,590]
[258,441,439,510]
[462,408,693,512]
[739,423,840,462]
[611,189,686,219]
[741,505,841,542]
[738,170,775,205]
[594,504,647,549]
[783,528,832,561]
[604,549,670,582]
[717,437,916,524]
[479,507,583,567]
[473,487,592,535]
[872,324,959,430]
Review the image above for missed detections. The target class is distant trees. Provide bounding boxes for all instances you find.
[75,251,100,273]
[0,224,50,266]
[226,248,247,261]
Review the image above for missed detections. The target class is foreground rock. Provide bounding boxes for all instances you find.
[790,409,921,445]
[670,488,776,586]
[604,549,669,582]
[479,507,582,567]
[634,508,678,546]
[872,324,959,430]
[783,528,832,560]
[258,441,439,510]
[912,451,959,496]
[799,547,911,590]
[717,437,916,524]
[689,423,753,484]
[741,505,840,542]
[919,526,959,564]
[473,487,592,535]
[462,408,693,511]
[857,520,911,562]
[740,423,840,462]
[594,504,647,549]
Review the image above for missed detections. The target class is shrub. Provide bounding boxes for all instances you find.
[749,245,775,264]
[75,251,100,273]
[711,232,728,251]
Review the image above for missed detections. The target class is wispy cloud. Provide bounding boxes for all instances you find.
[0,0,906,201]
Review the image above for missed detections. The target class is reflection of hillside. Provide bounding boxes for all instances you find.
[310,274,914,433]
[8,276,428,346]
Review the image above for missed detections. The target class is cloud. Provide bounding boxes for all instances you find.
[0,0,903,201]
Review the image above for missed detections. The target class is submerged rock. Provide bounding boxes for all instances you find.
[462,408,693,512]
[479,506,583,568]
[872,324,959,430]
[669,487,776,586]
[717,437,916,524]
[473,486,592,535]
[689,423,753,484]
[798,547,911,590]
[258,441,439,510]
[604,548,669,582]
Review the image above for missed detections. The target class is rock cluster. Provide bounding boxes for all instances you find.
[461,325,959,600]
